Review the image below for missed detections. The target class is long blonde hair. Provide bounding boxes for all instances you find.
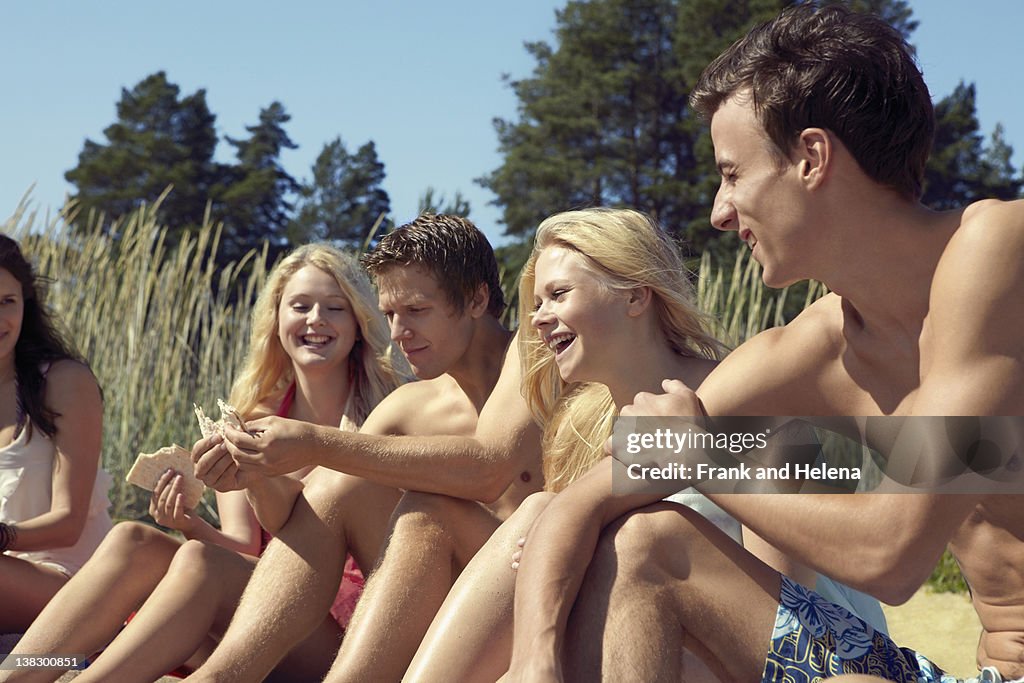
[519,208,722,492]
[230,243,409,426]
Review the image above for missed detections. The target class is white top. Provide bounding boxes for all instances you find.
[0,419,112,576]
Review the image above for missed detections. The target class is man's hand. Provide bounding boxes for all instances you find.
[221,415,318,478]
[622,378,704,418]
[606,377,704,462]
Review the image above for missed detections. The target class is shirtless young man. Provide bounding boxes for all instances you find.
[184,214,544,683]
[505,5,1024,682]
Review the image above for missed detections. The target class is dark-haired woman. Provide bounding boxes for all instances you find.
[0,235,110,632]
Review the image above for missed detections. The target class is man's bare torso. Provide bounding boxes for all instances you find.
[796,257,1023,675]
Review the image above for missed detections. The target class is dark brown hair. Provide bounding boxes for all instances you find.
[690,4,934,199]
[361,214,506,318]
[0,235,90,437]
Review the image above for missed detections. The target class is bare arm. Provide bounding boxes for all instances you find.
[698,200,1024,602]
[240,473,305,535]
[202,490,262,555]
[5,360,103,551]
[218,334,540,503]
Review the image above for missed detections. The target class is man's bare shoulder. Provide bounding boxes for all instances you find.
[361,375,477,437]
[941,198,1024,273]
[931,199,1024,333]
[919,198,1024,414]
[700,293,846,415]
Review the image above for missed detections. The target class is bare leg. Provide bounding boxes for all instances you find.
[0,522,181,683]
[563,502,781,682]
[186,470,398,683]
[405,492,555,683]
[75,537,344,683]
[72,540,255,683]
[0,555,67,635]
[325,491,503,683]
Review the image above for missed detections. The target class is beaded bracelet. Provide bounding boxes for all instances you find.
[0,521,18,552]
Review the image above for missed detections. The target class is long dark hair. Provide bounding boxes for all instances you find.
[0,235,88,438]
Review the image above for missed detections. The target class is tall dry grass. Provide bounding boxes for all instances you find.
[5,200,270,520]
[696,248,827,348]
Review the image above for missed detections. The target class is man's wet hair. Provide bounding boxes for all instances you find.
[690,4,934,199]
[362,214,506,318]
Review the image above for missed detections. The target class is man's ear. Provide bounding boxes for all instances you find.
[796,127,831,190]
[626,286,653,317]
[468,282,491,318]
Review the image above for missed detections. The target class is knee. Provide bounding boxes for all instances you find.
[98,522,176,569]
[392,490,476,531]
[301,469,352,517]
[166,539,222,580]
[594,503,703,582]
[515,491,555,521]
[104,521,166,551]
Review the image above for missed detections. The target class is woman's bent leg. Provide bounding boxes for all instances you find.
[74,539,256,683]
[405,492,555,683]
[0,522,181,683]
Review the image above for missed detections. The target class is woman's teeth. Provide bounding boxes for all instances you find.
[547,333,576,353]
[302,335,331,345]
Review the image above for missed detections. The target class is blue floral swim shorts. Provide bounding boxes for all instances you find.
[762,576,1006,683]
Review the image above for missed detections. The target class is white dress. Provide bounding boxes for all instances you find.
[0,419,113,577]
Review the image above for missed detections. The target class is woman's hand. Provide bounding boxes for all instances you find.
[192,434,248,492]
[149,469,198,533]
[511,536,525,570]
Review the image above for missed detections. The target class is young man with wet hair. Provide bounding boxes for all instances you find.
[506,5,1024,682]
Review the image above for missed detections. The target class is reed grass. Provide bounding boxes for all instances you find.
[6,200,270,521]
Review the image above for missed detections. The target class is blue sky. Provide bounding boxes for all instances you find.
[2,1,1021,247]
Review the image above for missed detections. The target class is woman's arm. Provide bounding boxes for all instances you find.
[5,360,103,551]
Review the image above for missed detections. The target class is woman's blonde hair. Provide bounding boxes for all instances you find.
[229,243,409,426]
[518,208,722,492]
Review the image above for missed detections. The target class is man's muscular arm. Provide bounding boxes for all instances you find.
[699,200,1024,602]
[205,334,540,503]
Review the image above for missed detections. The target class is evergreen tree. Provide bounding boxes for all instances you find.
[483,0,1019,257]
[980,124,1023,200]
[221,102,300,261]
[418,187,471,217]
[65,71,222,243]
[290,137,390,248]
[479,0,783,257]
[923,83,1021,209]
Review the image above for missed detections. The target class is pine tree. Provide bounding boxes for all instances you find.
[65,71,222,244]
[290,137,390,248]
[479,0,783,257]
[923,83,1021,209]
[221,102,300,261]
[418,187,471,217]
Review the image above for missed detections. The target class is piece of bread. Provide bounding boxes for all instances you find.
[193,399,247,438]
[125,445,205,509]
